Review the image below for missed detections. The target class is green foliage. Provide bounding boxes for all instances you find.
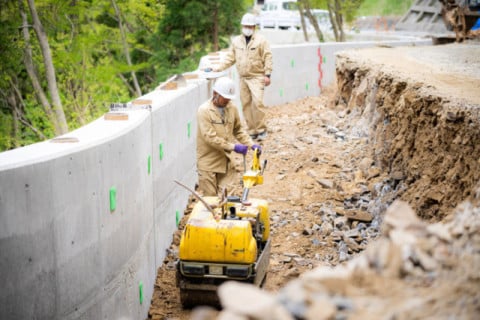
[0,0,250,151]
[0,0,44,149]
[310,0,329,10]
[149,0,245,83]
[308,0,412,24]
[0,0,164,151]
[357,0,414,16]
[339,1,364,23]
[0,113,14,150]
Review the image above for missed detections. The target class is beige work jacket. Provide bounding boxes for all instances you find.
[196,99,253,173]
[217,33,273,78]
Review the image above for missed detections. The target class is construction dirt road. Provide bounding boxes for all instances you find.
[148,42,480,320]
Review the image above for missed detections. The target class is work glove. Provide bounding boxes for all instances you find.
[233,144,248,155]
[251,144,262,155]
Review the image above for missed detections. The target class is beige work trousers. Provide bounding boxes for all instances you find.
[197,162,239,197]
[240,77,267,136]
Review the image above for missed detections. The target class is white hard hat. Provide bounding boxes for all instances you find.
[241,13,256,26]
[213,77,236,100]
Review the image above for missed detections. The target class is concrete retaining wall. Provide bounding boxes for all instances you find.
[0,37,431,320]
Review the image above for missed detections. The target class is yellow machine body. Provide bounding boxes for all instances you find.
[228,198,270,242]
[179,197,270,263]
[242,170,264,188]
[176,151,270,307]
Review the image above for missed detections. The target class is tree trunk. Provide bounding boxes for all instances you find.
[9,77,48,141]
[13,105,20,148]
[118,73,137,96]
[111,0,142,97]
[327,0,345,42]
[302,0,325,42]
[297,0,309,42]
[27,0,69,134]
[7,89,20,148]
[18,0,56,128]
[334,0,345,42]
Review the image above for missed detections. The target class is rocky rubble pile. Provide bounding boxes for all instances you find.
[264,103,396,269]
[270,194,381,268]
[191,186,480,320]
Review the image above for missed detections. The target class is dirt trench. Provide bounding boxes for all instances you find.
[148,43,480,319]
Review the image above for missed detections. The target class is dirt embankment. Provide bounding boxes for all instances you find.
[335,44,480,221]
[149,43,480,319]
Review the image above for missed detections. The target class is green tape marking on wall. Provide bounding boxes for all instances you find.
[187,122,191,138]
[147,155,151,174]
[291,59,295,67]
[323,56,327,63]
[176,210,180,227]
[109,187,116,212]
[306,83,309,91]
[159,143,164,160]
[139,281,143,304]
[280,88,283,97]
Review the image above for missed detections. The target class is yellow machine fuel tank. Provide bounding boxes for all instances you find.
[179,197,270,264]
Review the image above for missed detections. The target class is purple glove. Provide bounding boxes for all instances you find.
[251,144,262,155]
[234,144,248,155]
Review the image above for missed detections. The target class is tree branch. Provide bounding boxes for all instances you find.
[111,0,142,97]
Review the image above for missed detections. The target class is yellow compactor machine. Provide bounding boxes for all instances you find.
[176,151,270,307]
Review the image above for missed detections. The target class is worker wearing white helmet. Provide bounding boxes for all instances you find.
[196,77,262,196]
[213,13,273,141]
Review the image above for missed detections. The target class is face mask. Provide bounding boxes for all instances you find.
[242,27,254,37]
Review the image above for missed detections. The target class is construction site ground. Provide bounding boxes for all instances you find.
[148,42,480,320]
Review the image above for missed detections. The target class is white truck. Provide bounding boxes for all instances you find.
[256,0,301,30]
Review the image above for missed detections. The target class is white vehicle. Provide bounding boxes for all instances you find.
[257,0,301,30]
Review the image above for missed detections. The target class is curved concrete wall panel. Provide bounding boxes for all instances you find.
[0,81,208,319]
[0,39,430,319]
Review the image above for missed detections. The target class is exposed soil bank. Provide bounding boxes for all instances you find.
[335,43,480,221]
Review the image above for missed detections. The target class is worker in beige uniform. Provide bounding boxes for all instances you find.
[212,13,273,141]
[197,77,262,196]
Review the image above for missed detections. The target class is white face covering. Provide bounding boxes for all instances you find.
[242,27,254,37]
